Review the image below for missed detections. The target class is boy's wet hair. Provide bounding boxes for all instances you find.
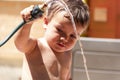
[46,0,90,27]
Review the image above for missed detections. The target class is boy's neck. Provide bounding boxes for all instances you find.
[39,38,70,54]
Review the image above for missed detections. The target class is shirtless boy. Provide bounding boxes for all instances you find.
[14,0,89,80]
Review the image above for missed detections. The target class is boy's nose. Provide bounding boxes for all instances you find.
[60,36,68,43]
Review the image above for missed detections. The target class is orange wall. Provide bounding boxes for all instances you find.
[88,0,120,38]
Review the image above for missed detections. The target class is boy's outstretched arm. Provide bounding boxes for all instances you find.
[14,5,37,53]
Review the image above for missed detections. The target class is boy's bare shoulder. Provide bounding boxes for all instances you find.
[24,38,41,55]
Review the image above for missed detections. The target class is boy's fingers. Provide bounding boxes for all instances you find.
[20,5,34,21]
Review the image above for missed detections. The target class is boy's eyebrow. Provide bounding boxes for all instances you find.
[64,14,71,20]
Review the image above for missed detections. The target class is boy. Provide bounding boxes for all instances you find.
[14,0,89,80]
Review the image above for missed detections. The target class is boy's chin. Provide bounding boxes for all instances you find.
[52,48,72,53]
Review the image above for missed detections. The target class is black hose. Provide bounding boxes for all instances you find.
[0,5,45,47]
[0,21,26,47]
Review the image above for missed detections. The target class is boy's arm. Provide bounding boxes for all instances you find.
[14,23,36,53]
[14,5,37,53]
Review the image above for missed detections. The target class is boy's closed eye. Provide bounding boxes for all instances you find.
[57,28,63,32]
[57,28,77,39]
[70,34,77,39]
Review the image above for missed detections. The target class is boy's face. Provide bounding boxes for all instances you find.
[44,11,84,53]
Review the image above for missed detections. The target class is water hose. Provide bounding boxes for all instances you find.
[0,5,46,47]
[0,21,26,47]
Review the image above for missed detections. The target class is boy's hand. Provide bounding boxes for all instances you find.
[20,5,34,23]
[20,4,46,23]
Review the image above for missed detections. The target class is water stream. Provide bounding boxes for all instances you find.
[44,0,91,80]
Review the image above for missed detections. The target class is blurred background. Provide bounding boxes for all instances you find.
[0,0,44,80]
[0,0,120,80]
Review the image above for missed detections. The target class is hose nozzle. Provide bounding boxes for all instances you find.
[29,4,47,21]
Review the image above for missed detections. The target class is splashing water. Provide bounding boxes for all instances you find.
[43,0,90,80]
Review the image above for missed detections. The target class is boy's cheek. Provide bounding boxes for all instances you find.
[71,40,77,47]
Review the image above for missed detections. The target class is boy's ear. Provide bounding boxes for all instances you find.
[44,17,48,25]
[43,17,48,29]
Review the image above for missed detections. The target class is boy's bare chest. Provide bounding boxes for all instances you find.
[24,42,71,80]
[41,50,71,80]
